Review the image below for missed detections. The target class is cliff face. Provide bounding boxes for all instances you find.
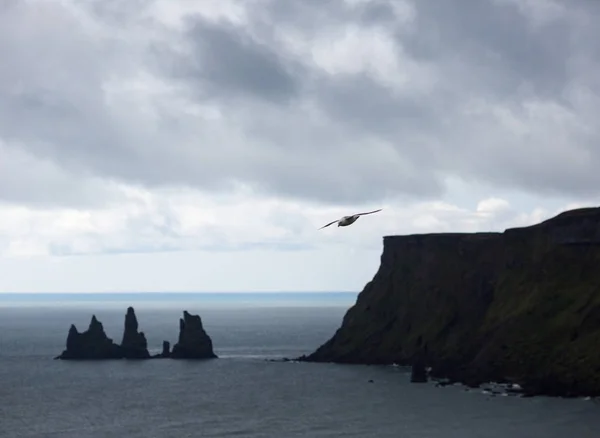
[303,207,600,397]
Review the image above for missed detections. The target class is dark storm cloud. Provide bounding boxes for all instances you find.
[395,0,572,100]
[173,16,302,104]
[384,0,600,196]
[313,74,441,142]
[260,0,352,28]
[0,0,599,208]
[358,2,401,26]
[251,0,600,198]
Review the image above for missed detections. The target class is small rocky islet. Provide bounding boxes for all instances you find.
[54,307,217,360]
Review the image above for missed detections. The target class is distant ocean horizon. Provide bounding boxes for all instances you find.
[0,291,359,308]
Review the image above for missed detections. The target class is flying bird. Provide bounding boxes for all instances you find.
[319,209,383,229]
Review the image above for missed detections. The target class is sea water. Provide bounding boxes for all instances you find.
[1,292,599,437]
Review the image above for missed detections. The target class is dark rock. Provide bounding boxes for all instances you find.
[171,311,217,359]
[120,307,150,359]
[55,315,122,360]
[55,307,217,361]
[411,345,429,383]
[266,357,292,363]
[434,379,454,388]
[151,340,171,359]
[411,361,428,383]
[298,207,600,398]
[162,341,170,356]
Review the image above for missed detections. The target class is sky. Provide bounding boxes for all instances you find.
[1,0,599,293]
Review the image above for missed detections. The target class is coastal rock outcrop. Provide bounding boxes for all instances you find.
[55,315,122,360]
[56,307,218,361]
[171,311,217,359]
[410,363,428,383]
[152,341,171,358]
[56,308,217,360]
[410,347,428,383]
[120,307,150,359]
[300,207,600,397]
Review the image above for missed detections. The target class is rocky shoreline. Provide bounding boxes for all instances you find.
[294,207,600,399]
[54,307,217,360]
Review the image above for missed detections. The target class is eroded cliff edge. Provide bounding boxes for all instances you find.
[301,207,600,397]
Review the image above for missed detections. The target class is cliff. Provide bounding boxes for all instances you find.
[301,207,600,397]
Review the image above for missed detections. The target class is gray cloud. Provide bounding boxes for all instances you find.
[0,142,121,208]
[0,0,599,208]
[172,15,302,104]
[396,0,572,100]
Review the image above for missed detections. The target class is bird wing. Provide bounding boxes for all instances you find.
[355,208,383,216]
[318,219,339,230]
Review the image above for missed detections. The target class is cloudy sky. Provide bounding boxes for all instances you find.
[1,0,598,293]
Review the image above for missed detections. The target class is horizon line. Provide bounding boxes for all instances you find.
[0,290,359,295]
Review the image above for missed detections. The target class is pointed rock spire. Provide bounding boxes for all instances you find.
[55,315,121,360]
[120,307,150,359]
[171,310,217,359]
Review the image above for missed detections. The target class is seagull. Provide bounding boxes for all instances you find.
[319,209,383,229]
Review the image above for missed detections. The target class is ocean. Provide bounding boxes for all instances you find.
[1,292,599,438]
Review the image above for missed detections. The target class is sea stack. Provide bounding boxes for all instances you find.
[55,307,217,361]
[161,341,170,357]
[152,341,171,358]
[55,315,122,360]
[120,307,150,359]
[171,310,217,359]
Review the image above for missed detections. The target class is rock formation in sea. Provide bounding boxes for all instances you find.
[410,346,428,383]
[55,315,122,360]
[120,307,150,359]
[55,308,217,361]
[152,341,171,358]
[410,363,428,383]
[299,207,600,398]
[171,311,218,359]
